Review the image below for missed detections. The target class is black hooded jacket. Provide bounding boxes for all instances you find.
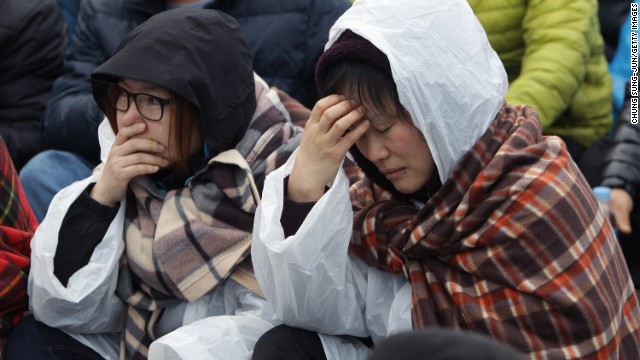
[55,8,257,285]
[0,0,66,169]
[91,9,256,156]
[601,83,640,199]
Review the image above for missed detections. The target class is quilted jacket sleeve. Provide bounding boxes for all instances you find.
[506,0,593,128]
[0,0,66,169]
[41,0,109,164]
[601,83,640,199]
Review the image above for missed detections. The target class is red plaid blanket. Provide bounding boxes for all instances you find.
[350,104,640,358]
[0,137,37,351]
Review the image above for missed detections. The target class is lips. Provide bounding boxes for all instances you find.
[381,167,405,180]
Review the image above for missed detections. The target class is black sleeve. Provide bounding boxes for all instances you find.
[53,183,120,286]
[280,176,320,237]
[601,81,640,199]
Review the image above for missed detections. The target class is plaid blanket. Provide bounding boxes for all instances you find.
[0,137,37,353]
[116,81,301,359]
[350,104,640,358]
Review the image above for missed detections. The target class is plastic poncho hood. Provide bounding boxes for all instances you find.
[91,8,256,156]
[328,0,508,183]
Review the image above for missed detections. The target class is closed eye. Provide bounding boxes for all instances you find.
[377,125,392,134]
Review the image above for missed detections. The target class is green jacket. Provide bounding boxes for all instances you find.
[469,0,612,147]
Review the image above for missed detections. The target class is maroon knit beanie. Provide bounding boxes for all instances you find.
[315,29,392,92]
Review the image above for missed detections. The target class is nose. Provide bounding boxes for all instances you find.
[119,100,145,126]
[358,134,389,163]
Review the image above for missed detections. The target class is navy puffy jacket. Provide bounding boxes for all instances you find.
[43,0,350,164]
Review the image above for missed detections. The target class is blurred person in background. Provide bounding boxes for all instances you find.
[468,0,613,165]
[0,0,66,170]
[20,0,351,222]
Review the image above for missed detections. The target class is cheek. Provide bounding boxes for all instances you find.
[114,115,125,133]
[417,142,436,180]
[403,129,434,170]
[147,121,171,146]
[424,159,436,180]
[160,127,172,146]
[352,132,369,156]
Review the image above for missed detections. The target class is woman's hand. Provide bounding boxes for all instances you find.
[287,95,369,202]
[610,187,634,234]
[90,123,169,207]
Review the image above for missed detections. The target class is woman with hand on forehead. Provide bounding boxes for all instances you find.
[251,0,640,359]
[6,8,301,360]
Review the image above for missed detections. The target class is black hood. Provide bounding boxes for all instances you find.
[91,8,256,156]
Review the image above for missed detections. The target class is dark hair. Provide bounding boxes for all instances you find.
[317,60,408,120]
[316,37,441,200]
[316,61,411,197]
[102,90,201,176]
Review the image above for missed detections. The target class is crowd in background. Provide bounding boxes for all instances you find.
[0,0,638,359]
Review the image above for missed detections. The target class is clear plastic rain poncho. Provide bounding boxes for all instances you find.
[252,0,508,359]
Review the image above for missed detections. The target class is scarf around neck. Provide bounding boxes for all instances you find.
[349,104,640,358]
[116,80,302,359]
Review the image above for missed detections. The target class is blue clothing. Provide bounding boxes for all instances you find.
[211,0,352,108]
[609,9,634,113]
[26,0,350,220]
[56,0,81,44]
[5,314,102,360]
[0,0,66,170]
[19,151,92,222]
[167,0,210,9]
[42,0,350,164]
[42,0,165,164]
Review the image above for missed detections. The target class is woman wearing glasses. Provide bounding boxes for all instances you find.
[6,8,300,360]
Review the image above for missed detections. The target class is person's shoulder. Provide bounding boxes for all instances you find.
[0,0,64,37]
[79,0,145,18]
[76,0,118,20]
[0,0,59,19]
[75,0,163,33]
[300,0,351,12]
[242,0,350,14]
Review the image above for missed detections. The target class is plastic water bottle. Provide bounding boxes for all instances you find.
[593,186,619,237]
[593,186,611,215]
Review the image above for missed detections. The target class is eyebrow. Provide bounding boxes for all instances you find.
[367,113,397,123]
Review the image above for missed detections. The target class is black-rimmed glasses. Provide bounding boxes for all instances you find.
[107,84,171,121]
